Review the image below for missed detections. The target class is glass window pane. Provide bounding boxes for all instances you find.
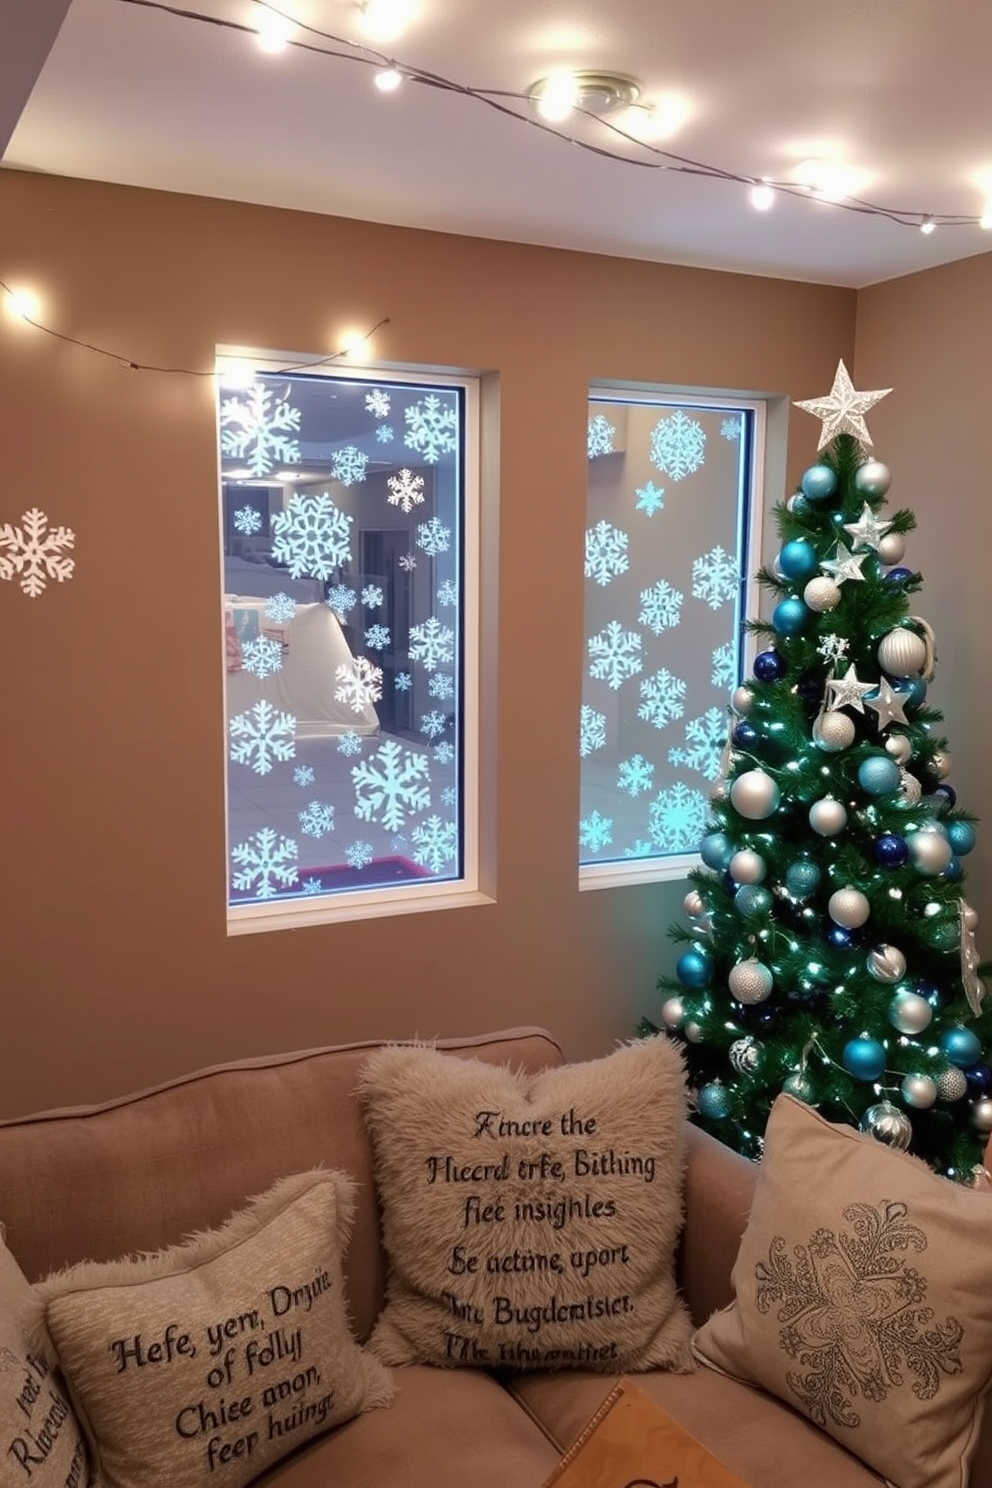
[580,395,757,871]
[218,365,466,909]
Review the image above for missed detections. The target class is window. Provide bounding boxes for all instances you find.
[217,355,477,928]
[580,390,764,884]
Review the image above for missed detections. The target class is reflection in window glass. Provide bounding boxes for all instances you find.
[218,365,465,907]
[580,395,758,870]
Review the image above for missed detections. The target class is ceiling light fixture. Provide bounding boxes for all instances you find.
[528,70,640,125]
[374,66,403,93]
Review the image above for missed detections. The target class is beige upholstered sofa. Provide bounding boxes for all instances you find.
[1,1026,990,1488]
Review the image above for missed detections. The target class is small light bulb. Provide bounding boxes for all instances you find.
[920,215,936,235]
[3,286,41,323]
[339,328,367,358]
[374,67,403,93]
[981,201,992,230]
[255,13,293,53]
[359,0,414,42]
[218,359,257,389]
[750,180,775,211]
[535,70,578,123]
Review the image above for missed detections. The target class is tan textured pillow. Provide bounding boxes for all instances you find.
[0,1235,90,1487]
[28,1172,392,1488]
[358,1036,693,1372]
[693,1096,992,1488]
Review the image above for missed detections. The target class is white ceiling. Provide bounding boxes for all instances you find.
[5,0,992,288]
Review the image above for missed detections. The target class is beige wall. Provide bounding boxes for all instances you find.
[0,169,859,1117]
[855,253,992,923]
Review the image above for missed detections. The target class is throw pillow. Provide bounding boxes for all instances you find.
[357,1036,693,1373]
[0,1233,90,1487]
[692,1095,992,1488]
[27,1171,393,1488]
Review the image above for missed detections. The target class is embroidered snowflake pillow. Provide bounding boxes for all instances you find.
[692,1095,992,1488]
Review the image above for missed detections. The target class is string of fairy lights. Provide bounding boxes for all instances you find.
[111,0,992,234]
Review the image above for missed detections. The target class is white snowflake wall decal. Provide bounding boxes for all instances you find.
[692,545,739,609]
[326,584,358,615]
[298,801,335,838]
[241,634,284,679]
[220,383,302,477]
[334,656,383,713]
[331,446,368,487]
[404,394,458,463]
[387,468,426,514]
[668,706,727,780]
[231,827,299,899]
[229,700,297,775]
[584,520,629,586]
[588,621,643,690]
[352,739,431,832]
[638,668,687,729]
[416,517,452,557]
[650,410,706,481]
[365,389,391,418]
[0,508,75,598]
[617,754,655,798]
[579,704,607,758]
[271,492,353,580]
[711,641,737,691]
[648,781,708,853]
[579,810,614,852]
[587,414,616,458]
[411,815,458,874]
[233,505,263,536]
[639,579,684,635]
[408,616,455,671]
[265,593,297,623]
[345,840,375,870]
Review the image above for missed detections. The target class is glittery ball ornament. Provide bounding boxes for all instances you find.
[867,944,907,984]
[929,750,953,781]
[877,531,906,565]
[842,1036,887,1081]
[878,627,927,678]
[828,888,871,929]
[753,650,786,683]
[940,1026,983,1069]
[901,1074,938,1109]
[785,859,820,898]
[947,821,976,856]
[858,754,901,796]
[897,771,923,808]
[783,1071,813,1101]
[814,711,855,752]
[728,959,774,1005]
[683,889,705,918]
[873,833,908,867]
[660,997,685,1030]
[772,597,810,637]
[730,769,781,820]
[729,849,766,885]
[700,832,734,871]
[937,1065,968,1101]
[809,798,847,836]
[683,1021,704,1044]
[859,1101,912,1151]
[887,991,932,1034]
[778,540,818,581]
[885,734,912,765]
[971,1098,992,1135]
[907,828,954,876]
[735,884,773,918]
[697,1082,731,1120]
[728,1036,762,1074]
[854,460,891,497]
[804,576,842,613]
[800,464,839,502]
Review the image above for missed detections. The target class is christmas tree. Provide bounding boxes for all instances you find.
[658,360,992,1182]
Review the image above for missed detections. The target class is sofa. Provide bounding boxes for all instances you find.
[1,1025,990,1488]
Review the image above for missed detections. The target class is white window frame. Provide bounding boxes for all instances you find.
[216,348,486,935]
[579,385,774,894]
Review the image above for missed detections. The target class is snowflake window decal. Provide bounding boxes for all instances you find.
[0,508,76,598]
[585,520,629,586]
[334,656,383,713]
[650,409,706,481]
[411,816,458,874]
[231,827,298,899]
[387,468,425,514]
[587,414,616,459]
[404,394,459,463]
[352,739,432,832]
[220,383,301,477]
[271,492,353,580]
[233,505,263,537]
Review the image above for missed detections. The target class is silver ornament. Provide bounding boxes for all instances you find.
[732,685,754,717]
[729,849,766,885]
[814,711,856,752]
[783,1071,813,1102]
[877,530,906,565]
[683,1021,704,1044]
[897,771,923,807]
[885,733,912,765]
[854,459,892,498]
[887,990,932,1034]
[908,828,954,876]
[828,887,871,928]
[729,1036,762,1074]
[878,628,927,678]
[901,1074,938,1109]
[728,958,774,1005]
[937,1066,968,1101]
[804,576,842,612]
[660,997,685,1030]
[683,890,705,919]
[929,750,953,780]
[859,1101,912,1151]
[730,769,781,821]
[971,1098,992,1135]
[809,797,848,836]
[868,944,908,984]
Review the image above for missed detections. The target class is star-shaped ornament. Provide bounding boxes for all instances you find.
[794,360,892,450]
[820,543,868,584]
[825,663,876,714]
[843,503,893,551]
[818,633,849,664]
[864,677,910,731]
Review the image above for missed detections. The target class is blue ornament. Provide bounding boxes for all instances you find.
[883,566,914,585]
[940,1026,983,1069]
[735,885,773,918]
[894,676,928,712]
[778,540,819,581]
[873,833,909,867]
[785,859,821,898]
[732,721,760,751]
[789,494,811,518]
[676,948,713,989]
[827,923,861,949]
[700,831,735,871]
[842,1037,887,1081]
[772,597,810,637]
[917,981,942,1005]
[947,821,977,856]
[697,1082,731,1120]
[753,649,786,682]
[801,464,839,503]
[966,1064,992,1095]
[933,784,957,808]
[945,856,963,882]
[858,754,902,796]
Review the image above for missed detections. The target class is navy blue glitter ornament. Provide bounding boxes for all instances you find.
[827,923,861,949]
[754,649,786,682]
[873,833,909,867]
[933,784,957,808]
[883,566,915,585]
[732,721,760,751]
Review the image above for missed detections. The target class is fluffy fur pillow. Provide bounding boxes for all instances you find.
[693,1096,992,1488]
[26,1172,392,1488]
[358,1036,692,1372]
[0,1235,90,1487]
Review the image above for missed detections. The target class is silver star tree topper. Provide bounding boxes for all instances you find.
[794,360,892,450]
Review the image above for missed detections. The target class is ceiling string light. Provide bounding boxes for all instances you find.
[0,276,390,375]
[110,0,992,234]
